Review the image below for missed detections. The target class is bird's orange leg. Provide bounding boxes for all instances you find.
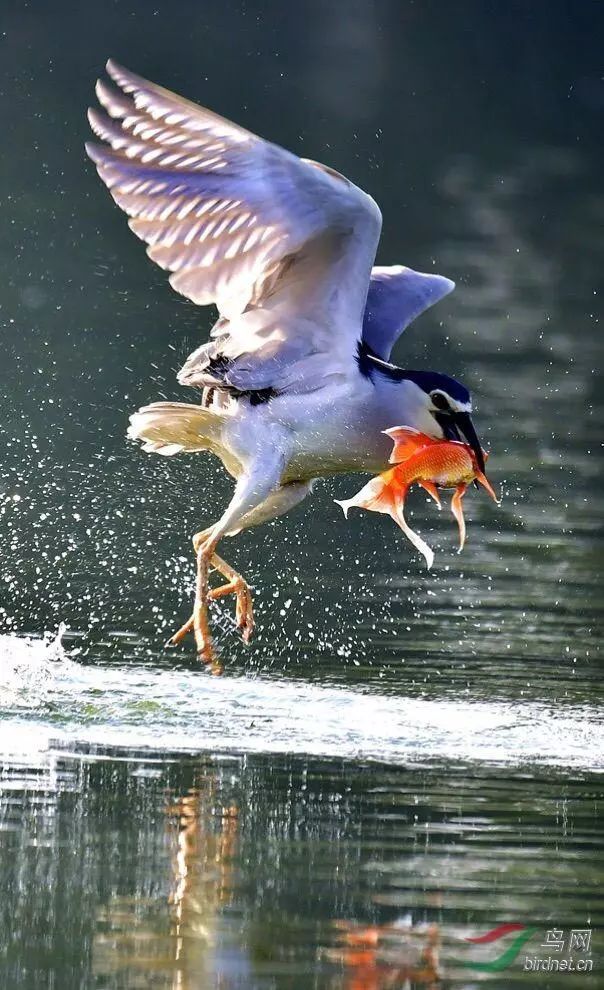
[166,456,288,662]
[163,538,217,665]
[193,538,216,663]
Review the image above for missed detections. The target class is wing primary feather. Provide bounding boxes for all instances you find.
[87,60,383,394]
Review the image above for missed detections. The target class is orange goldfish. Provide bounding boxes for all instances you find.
[336,427,498,569]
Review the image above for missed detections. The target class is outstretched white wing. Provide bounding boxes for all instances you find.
[87,61,382,390]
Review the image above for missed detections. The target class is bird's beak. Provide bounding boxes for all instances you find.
[437,410,485,474]
[453,411,485,474]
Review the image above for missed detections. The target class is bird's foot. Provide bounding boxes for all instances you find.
[165,614,222,674]
[165,535,254,660]
[166,574,254,648]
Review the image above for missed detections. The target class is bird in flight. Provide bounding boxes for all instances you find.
[86,60,484,666]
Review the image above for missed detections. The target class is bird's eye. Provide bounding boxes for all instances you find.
[431,392,450,411]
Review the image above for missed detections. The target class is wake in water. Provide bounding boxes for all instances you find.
[0,627,601,770]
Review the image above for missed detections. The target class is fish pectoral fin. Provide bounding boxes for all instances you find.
[419,480,442,509]
[450,483,468,552]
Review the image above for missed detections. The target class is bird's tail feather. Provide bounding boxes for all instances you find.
[127,401,223,456]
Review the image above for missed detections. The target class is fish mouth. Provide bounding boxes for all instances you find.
[435,410,486,474]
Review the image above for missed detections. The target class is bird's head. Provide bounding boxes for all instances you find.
[398,370,485,473]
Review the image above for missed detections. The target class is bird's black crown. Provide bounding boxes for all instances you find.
[357,341,470,404]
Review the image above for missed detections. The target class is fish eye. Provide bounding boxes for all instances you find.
[430,391,450,411]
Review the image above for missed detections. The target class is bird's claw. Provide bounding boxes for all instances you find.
[234,579,255,643]
[164,616,194,648]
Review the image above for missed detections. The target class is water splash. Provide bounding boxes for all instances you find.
[0,624,81,706]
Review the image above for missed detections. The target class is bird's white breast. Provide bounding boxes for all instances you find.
[222,376,430,483]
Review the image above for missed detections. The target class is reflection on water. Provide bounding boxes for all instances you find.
[93,779,239,989]
[0,747,601,989]
[327,919,441,988]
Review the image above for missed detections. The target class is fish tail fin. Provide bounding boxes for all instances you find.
[335,471,402,519]
[450,483,468,552]
[383,426,434,464]
[127,401,224,456]
[338,470,435,569]
[333,497,355,519]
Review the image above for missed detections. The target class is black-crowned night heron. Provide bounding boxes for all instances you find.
[86,60,484,666]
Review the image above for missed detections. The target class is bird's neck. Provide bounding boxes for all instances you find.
[356,345,442,438]
[370,375,438,439]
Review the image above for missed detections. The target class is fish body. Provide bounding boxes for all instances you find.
[336,427,498,569]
